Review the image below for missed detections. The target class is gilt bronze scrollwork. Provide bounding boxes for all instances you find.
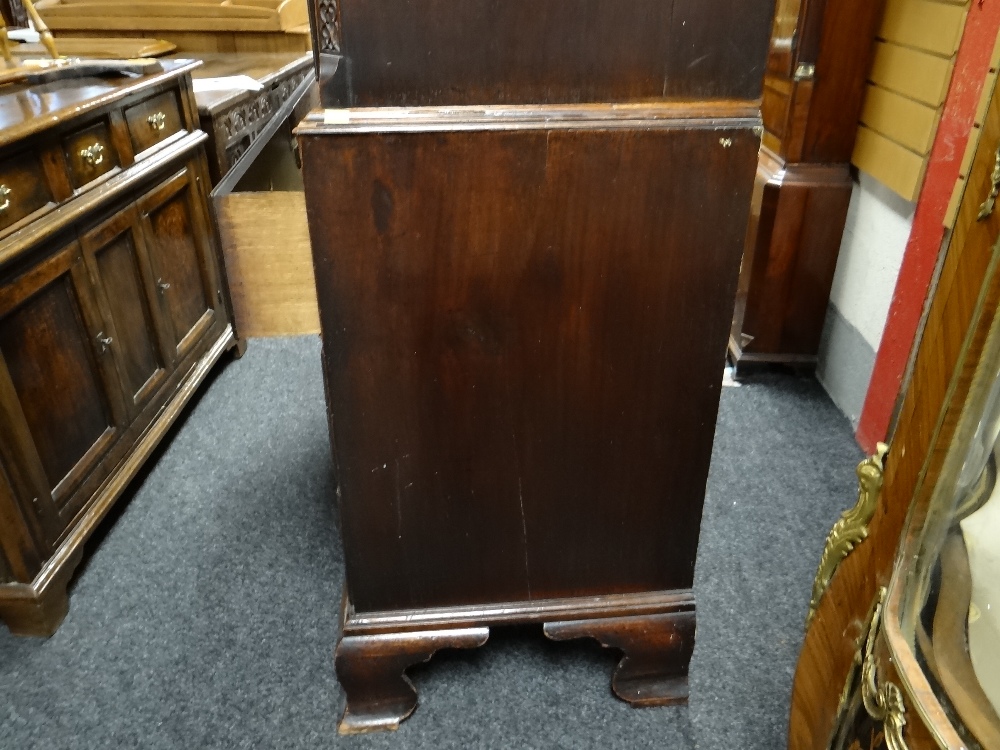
[807,444,889,628]
[860,588,908,750]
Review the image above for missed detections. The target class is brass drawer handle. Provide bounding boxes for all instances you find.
[147,112,167,132]
[97,332,113,353]
[978,145,1000,221]
[79,142,105,167]
[0,184,10,212]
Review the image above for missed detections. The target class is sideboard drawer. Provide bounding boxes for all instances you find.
[63,120,119,190]
[0,151,54,233]
[124,91,184,156]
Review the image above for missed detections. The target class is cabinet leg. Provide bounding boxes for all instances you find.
[335,626,490,734]
[544,610,696,707]
[0,580,71,638]
[229,335,248,359]
[0,548,82,637]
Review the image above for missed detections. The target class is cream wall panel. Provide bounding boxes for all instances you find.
[869,41,954,107]
[853,126,928,202]
[860,85,940,154]
[879,0,967,57]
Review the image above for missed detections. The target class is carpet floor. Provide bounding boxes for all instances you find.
[0,336,862,749]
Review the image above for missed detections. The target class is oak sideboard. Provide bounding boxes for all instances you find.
[0,60,242,636]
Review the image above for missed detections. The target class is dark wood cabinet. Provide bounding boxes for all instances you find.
[308,0,774,108]
[137,166,224,359]
[303,0,773,732]
[0,62,242,637]
[0,238,123,527]
[81,206,170,414]
[302,102,761,732]
[728,0,888,371]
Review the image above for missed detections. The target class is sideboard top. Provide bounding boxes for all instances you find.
[0,58,200,150]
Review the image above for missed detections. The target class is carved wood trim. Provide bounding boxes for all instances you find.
[315,0,341,54]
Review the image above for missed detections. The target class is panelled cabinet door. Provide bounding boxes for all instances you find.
[136,164,222,362]
[0,240,128,536]
[80,205,172,419]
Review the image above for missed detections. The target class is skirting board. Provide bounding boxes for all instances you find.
[816,303,877,428]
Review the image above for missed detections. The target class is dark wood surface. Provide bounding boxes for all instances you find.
[0,0,27,28]
[123,90,185,157]
[0,64,240,637]
[0,151,56,233]
[300,101,759,728]
[186,52,314,183]
[80,206,168,413]
[311,0,773,106]
[335,625,490,735]
[0,60,201,150]
[302,105,757,613]
[796,0,888,164]
[63,120,120,190]
[730,154,853,366]
[729,0,888,370]
[545,609,697,707]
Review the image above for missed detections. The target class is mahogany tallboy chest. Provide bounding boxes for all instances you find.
[0,61,241,636]
[300,0,774,732]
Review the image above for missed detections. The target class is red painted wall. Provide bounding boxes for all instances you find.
[856,3,1000,454]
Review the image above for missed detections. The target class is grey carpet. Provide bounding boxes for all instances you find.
[0,337,862,749]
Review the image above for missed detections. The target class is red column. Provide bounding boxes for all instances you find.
[856,2,1000,453]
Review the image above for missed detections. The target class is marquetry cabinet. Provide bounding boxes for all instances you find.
[0,61,241,636]
[789,68,1000,750]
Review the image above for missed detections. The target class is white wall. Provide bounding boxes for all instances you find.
[817,173,914,426]
[830,173,915,351]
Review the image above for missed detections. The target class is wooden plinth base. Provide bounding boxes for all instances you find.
[544,610,696,706]
[727,338,819,378]
[0,547,82,637]
[335,590,696,733]
[729,153,853,367]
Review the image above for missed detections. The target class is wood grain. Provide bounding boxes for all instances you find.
[10,36,177,57]
[788,58,1000,750]
[731,156,853,365]
[301,104,758,612]
[320,0,773,106]
[215,191,318,337]
[0,65,237,637]
[730,0,887,368]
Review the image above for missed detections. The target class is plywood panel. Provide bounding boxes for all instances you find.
[853,126,928,201]
[214,191,319,337]
[860,84,941,154]
[878,0,968,57]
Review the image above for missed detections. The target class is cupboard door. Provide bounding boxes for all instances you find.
[81,205,171,416]
[0,241,128,528]
[137,164,221,361]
